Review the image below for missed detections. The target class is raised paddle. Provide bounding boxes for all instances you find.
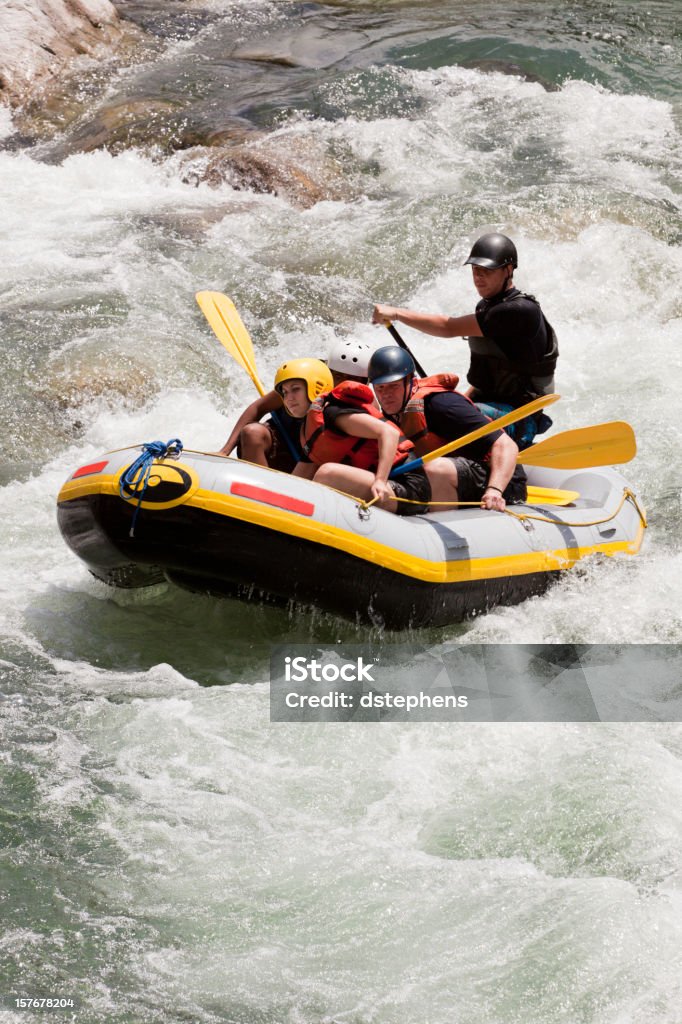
[517,421,636,469]
[390,393,561,477]
[196,290,301,462]
[196,291,266,394]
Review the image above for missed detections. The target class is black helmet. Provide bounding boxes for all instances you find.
[367,346,415,385]
[464,233,518,270]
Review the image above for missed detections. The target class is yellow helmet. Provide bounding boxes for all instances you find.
[274,358,333,403]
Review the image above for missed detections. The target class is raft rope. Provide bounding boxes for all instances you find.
[504,488,647,529]
[120,438,183,537]
[358,488,648,530]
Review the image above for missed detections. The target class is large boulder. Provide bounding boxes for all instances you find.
[0,0,123,106]
[179,135,352,210]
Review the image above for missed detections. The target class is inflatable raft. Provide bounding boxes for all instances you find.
[56,444,646,628]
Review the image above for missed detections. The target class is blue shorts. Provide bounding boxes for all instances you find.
[475,402,552,450]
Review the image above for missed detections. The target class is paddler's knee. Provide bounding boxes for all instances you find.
[424,458,459,505]
[313,463,342,487]
[239,422,273,463]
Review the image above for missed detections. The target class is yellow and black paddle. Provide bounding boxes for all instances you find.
[392,400,636,478]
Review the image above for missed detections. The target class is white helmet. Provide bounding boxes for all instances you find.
[326,338,387,379]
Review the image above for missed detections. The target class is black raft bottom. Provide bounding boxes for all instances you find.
[59,496,557,629]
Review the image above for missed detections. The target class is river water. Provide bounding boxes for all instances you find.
[1,2,681,1021]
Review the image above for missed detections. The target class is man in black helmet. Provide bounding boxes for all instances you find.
[368,346,527,513]
[372,232,558,448]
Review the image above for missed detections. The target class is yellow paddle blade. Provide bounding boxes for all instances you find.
[526,486,579,506]
[421,393,561,464]
[518,421,636,469]
[196,291,265,395]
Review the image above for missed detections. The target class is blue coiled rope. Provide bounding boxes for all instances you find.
[120,438,183,537]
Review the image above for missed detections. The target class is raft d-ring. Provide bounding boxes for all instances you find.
[357,503,372,522]
[164,442,183,460]
[521,517,534,532]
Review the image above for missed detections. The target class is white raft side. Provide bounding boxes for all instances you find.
[192,451,530,566]
[177,453,645,571]
[189,452,443,564]
[365,463,643,570]
[90,448,644,573]
[494,464,644,568]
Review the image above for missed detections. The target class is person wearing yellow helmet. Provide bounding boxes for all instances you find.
[215,357,333,470]
[273,358,333,406]
[272,358,334,456]
[218,352,447,515]
[216,335,391,468]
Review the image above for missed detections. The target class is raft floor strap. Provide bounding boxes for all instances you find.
[120,438,184,536]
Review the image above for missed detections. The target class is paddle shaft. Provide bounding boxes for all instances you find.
[386,323,427,377]
[390,394,560,477]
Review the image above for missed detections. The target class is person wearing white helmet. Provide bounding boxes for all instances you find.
[326,338,378,385]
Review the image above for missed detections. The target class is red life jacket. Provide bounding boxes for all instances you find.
[399,373,461,456]
[301,381,414,471]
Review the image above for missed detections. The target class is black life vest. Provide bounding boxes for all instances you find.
[467,290,559,405]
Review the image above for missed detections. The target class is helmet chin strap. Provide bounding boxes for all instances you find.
[400,374,415,413]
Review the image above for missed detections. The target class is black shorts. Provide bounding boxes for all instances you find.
[390,467,432,516]
[451,457,527,504]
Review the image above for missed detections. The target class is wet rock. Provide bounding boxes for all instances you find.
[48,104,259,159]
[173,119,260,151]
[462,59,559,92]
[46,96,183,157]
[0,0,123,107]
[179,135,351,209]
[110,0,219,40]
[226,49,301,69]
[36,359,155,413]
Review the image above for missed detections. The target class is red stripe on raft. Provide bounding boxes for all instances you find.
[73,460,109,479]
[230,481,315,517]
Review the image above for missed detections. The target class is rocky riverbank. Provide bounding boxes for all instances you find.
[0,0,127,108]
[0,1,351,208]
